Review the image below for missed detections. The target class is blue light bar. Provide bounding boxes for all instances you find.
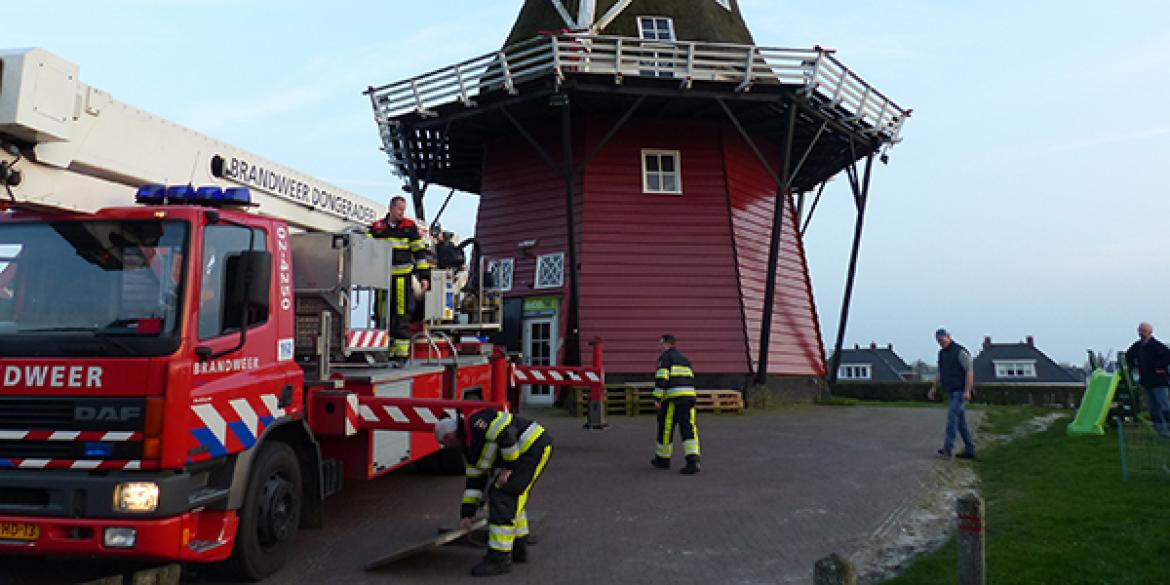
[223,187,252,206]
[165,185,196,204]
[194,186,224,204]
[135,184,166,204]
[84,442,114,457]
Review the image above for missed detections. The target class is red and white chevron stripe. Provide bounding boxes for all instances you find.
[0,430,142,442]
[513,366,602,385]
[344,393,360,437]
[358,403,457,429]
[1,459,157,470]
[346,329,390,350]
[352,397,509,432]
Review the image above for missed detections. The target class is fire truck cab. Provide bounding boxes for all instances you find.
[0,47,596,580]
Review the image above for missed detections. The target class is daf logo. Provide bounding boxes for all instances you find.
[75,406,142,422]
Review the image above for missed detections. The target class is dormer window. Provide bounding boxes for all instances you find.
[638,17,675,41]
[715,0,732,10]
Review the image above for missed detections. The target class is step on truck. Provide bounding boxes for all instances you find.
[0,48,605,580]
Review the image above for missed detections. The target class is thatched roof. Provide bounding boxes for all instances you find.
[504,0,756,46]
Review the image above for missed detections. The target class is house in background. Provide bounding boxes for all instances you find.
[973,336,1081,385]
[828,343,914,382]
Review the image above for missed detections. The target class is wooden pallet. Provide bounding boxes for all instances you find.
[572,385,744,416]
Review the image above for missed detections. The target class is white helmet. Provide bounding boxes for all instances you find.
[434,417,458,443]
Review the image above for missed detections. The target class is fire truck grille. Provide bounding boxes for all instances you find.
[0,397,146,431]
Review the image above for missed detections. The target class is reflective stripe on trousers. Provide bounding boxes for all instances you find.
[488,443,552,552]
[655,397,700,458]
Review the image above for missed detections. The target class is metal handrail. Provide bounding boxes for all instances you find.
[368,33,908,147]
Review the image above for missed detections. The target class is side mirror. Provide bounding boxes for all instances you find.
[224,250,272,329]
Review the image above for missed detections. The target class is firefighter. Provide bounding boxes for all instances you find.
[650,334,701,474]
[434,409,552,577]
[369,196,431,365]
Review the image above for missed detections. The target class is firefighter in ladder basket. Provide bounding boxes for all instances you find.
[369,196,431,365]
[650,334,701,474]
[434,409,553,577]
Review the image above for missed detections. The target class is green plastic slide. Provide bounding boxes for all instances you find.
[1067,369,1120,436]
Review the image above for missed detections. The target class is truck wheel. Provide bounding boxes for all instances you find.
[222,441,303,581]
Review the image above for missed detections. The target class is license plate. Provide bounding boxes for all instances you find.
[0,521,39,542]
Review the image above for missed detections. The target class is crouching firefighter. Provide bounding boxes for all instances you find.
[434,409,553,577]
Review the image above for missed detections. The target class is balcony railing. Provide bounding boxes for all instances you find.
[368,34,909,144]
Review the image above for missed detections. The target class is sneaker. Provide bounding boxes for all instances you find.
[955,451,976,460]
[650,457,670,470]
[936,448,952,458]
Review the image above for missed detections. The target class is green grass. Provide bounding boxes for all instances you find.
[884,408,1170,585]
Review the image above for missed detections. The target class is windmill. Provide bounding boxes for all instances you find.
[367,0,909,402]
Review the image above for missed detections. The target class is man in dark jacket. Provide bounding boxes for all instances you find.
[1125,322,1170,438]
[927,328,976,459]
[434,409,552,577]
[650,335,701,474]
[370,196,431,364]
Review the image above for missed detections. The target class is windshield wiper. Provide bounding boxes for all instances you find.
[16,326,143,356]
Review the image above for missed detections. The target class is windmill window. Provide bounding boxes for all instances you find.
[535,253,564,289]
[487,258,513,292]
[637,16,676,41]
[642,150,682,195]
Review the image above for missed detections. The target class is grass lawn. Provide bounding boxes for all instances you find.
[884,408,1170,585]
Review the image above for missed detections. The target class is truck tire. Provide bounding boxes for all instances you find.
[221,441,303,581]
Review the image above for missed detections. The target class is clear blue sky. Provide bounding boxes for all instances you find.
[8,0,1170,365]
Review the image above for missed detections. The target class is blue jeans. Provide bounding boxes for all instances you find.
[1145,386,1170,436]
[944,390,975,454]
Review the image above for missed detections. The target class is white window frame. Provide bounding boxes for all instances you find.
[534,253,565,290]
[837,363,872,381]
[637,16,676,41]
[641,149,682,195]
[993,360,1037,379]
[489,258,514,292]
[715,0,732,11]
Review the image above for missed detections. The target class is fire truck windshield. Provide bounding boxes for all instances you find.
[0,219,189,357]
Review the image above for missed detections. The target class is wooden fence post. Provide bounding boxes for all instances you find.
[957,492,986,585]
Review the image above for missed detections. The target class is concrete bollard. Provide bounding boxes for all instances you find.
[813,553,856,585]
[957,492,986,585]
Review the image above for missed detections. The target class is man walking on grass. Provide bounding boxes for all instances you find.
[927,328,976,459]
[1125,322,1170,439]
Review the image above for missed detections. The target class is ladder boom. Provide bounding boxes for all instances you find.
[0,48,382,232]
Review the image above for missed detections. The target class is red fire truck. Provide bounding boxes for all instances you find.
[0,48,604,579]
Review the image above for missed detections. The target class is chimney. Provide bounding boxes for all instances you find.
[1026,335,1034,347]
[854,344,860,349]
[983,336,992,350]
[887,343,893,350]
[870,342,877,349]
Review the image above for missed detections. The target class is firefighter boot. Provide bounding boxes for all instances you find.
[680,455,700,475]
[471,550,512,577]
[650,457,670,470]
[512,536,529,563]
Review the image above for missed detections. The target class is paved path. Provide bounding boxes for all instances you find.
[3,405,976,585]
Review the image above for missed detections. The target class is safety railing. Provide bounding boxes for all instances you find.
[367,34,908,143]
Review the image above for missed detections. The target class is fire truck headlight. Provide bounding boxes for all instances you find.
[113,482,159,513]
